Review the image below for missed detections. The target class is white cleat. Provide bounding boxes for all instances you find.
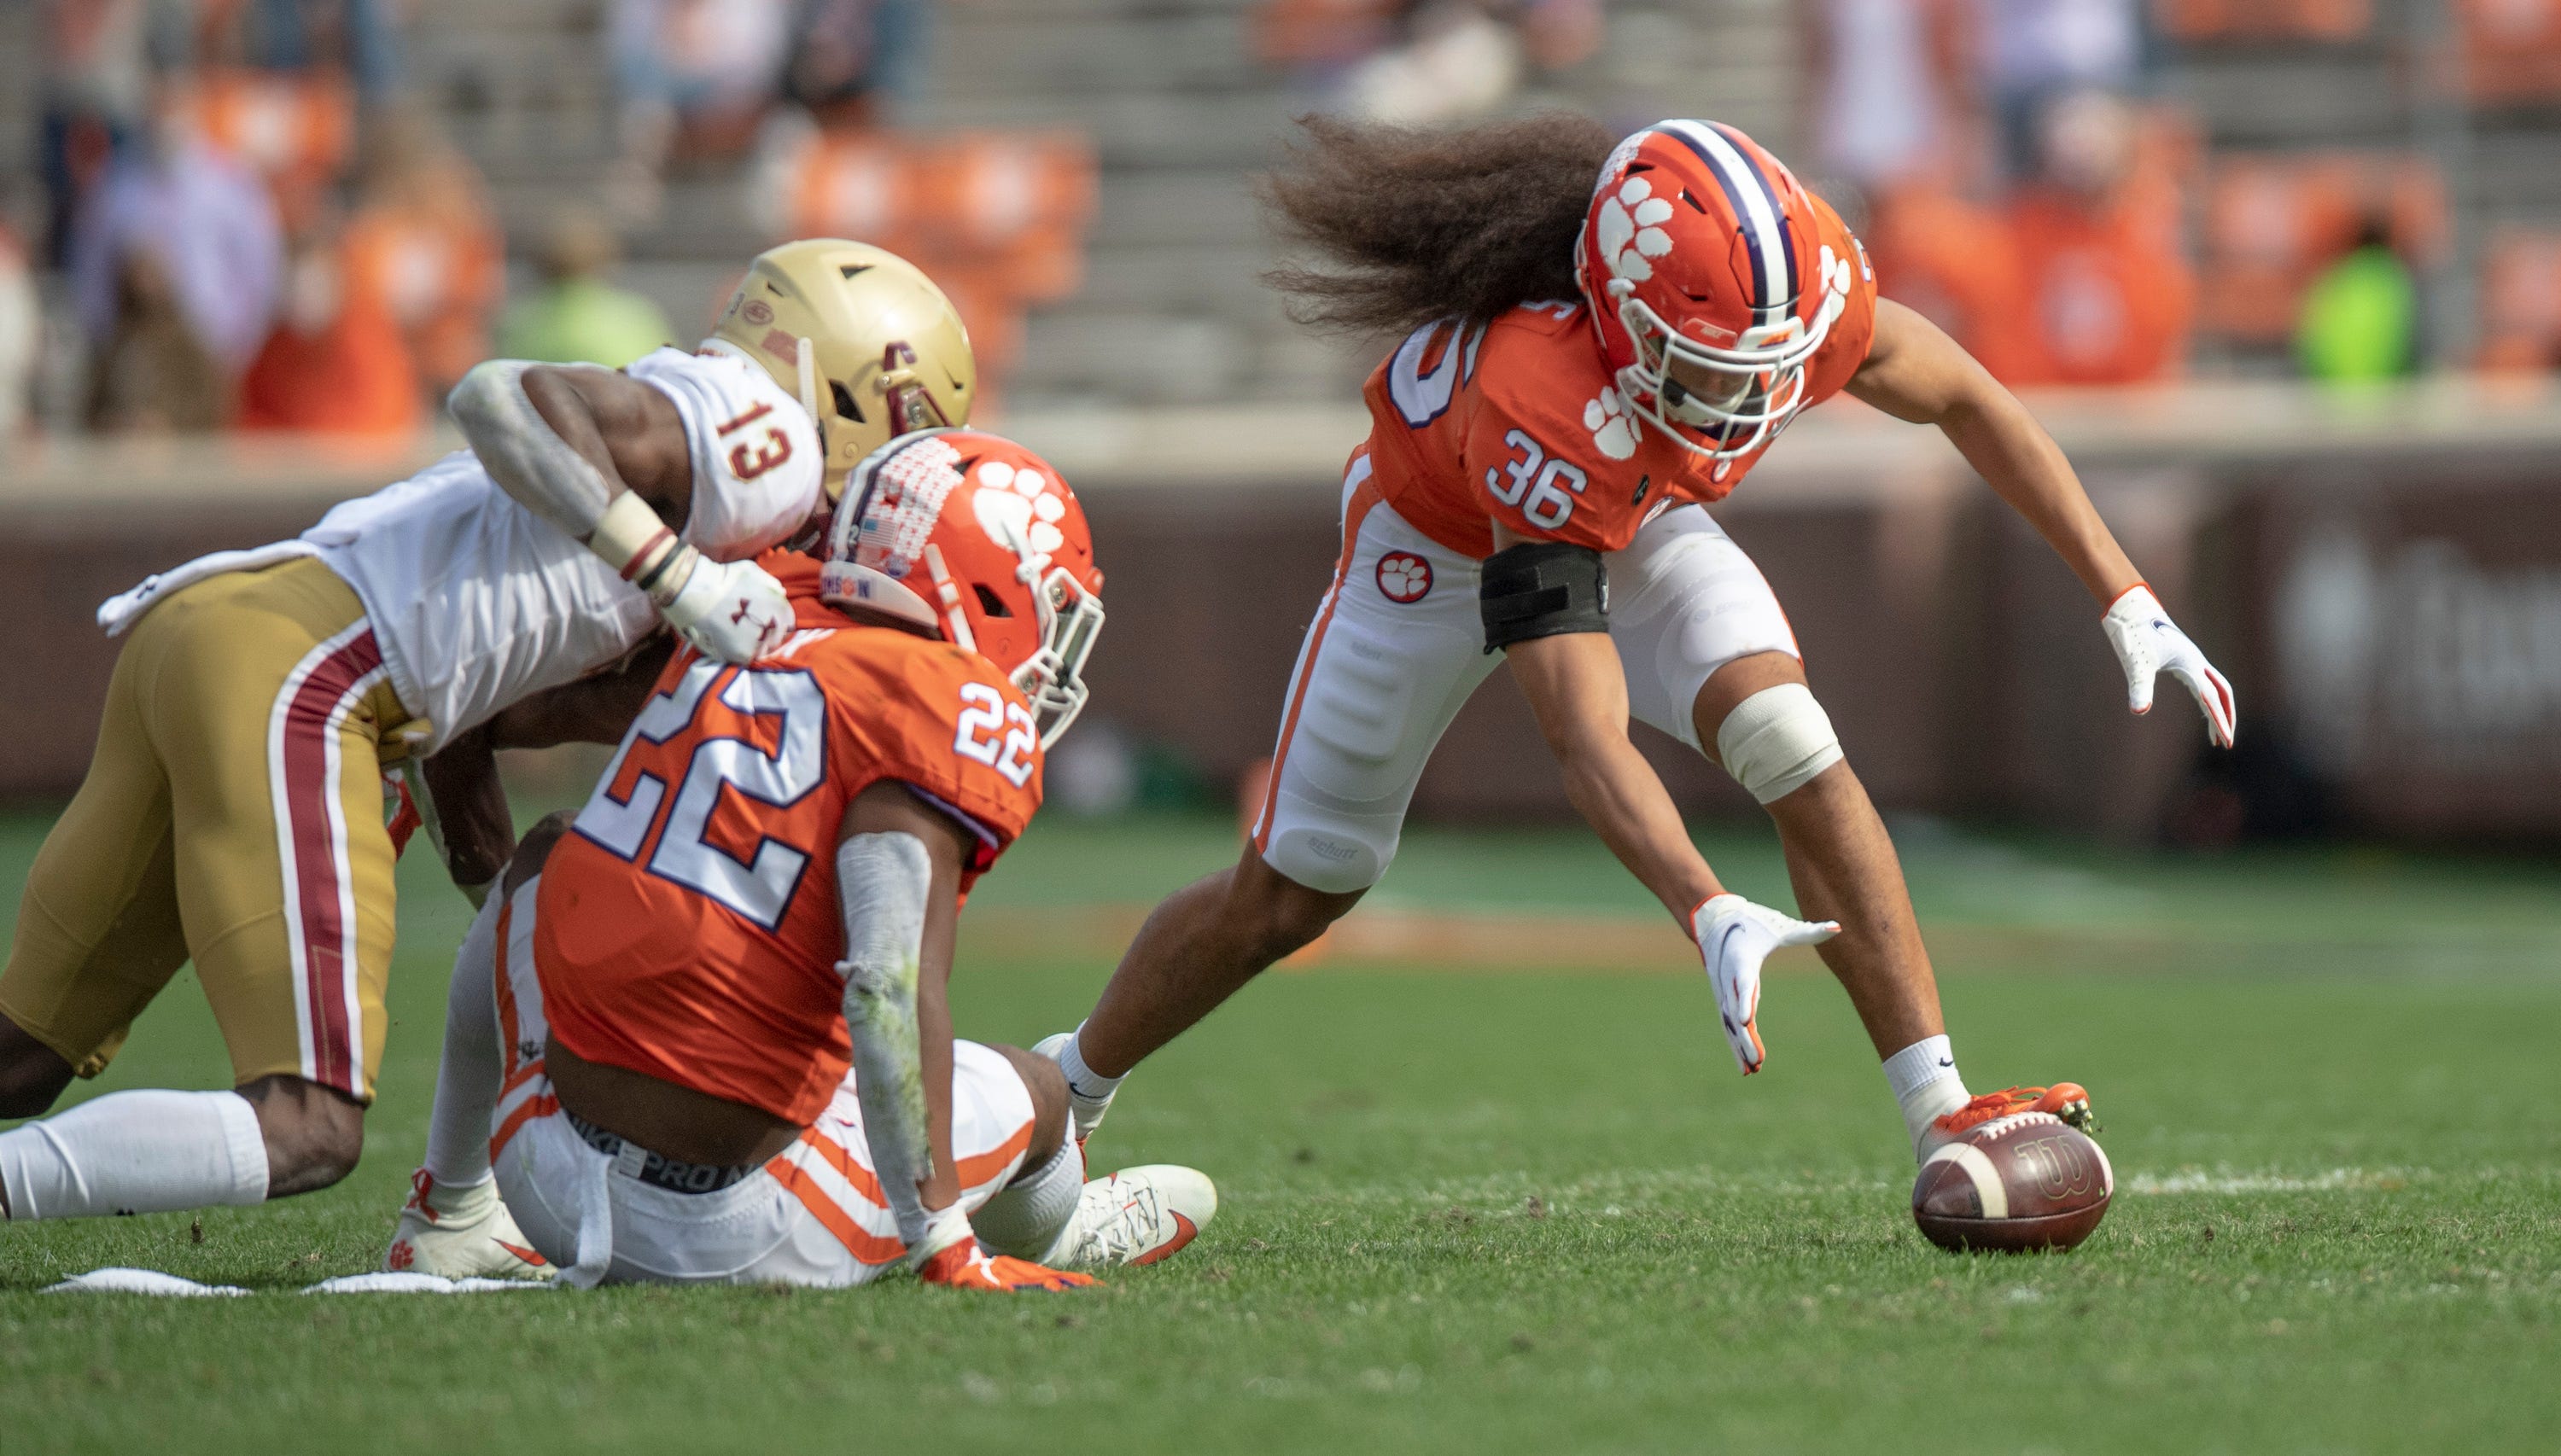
[1043,1166,1217,1270]
[382,1170,553,1280]
[1033,1031,1118,1145]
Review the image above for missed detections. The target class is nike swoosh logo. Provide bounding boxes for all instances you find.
[1714,923,1745,977]
[498,1240,550,1267]
[1938,1058,1954,1068]
[1129,1212,1198,1267]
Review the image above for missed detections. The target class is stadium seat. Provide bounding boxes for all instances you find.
[2457,0,2561,102]
[762,126,1100,403]
[2477,228,2561,370]
[2199,153,2446,343]
[342,205,504,393]
[2156,0,2372,42]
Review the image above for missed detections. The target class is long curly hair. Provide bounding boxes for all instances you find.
[1260,113,1618,337]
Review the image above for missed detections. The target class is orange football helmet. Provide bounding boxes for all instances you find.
[1574,120,1855,469]
[819,429,1105,745]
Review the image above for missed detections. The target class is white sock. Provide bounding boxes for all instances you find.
[0,1088,268,1220]
[968,1139,1086,1259]
[1056,1025,1123,1104]
[1882,1034,1970,1154]
[422,896,506,1190]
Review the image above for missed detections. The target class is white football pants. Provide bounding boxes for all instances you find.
[1251,461,1800,894]
[477,876,1037,1287]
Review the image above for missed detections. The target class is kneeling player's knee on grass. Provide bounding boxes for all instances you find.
[240,1075,366,1197]
[990,1043,1070,1161]
[0,1020,75,1118]
[1713,684,1845,807]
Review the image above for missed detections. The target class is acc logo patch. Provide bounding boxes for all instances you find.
[1376,551,1433,603]
[741,298,775,326]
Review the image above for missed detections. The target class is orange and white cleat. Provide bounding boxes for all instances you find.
[382,1169,553,1280]
[1922,1083,2098,1154]
[1044,1166,1217,1270]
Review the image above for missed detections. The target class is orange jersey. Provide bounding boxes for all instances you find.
[1362,199,1877,559]
[535,553,1043,1127]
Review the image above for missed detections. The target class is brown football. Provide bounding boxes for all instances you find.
[1911,1111,2113,1254]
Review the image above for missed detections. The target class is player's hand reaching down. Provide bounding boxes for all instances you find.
[2101,585,2236,748]
[1691,894,1841,1075]
[660,552,793,664]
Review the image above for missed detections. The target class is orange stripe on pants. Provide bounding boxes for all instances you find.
[489,1092,557,1162]
[767,1154,908,1266]
[1254,475,1386,852]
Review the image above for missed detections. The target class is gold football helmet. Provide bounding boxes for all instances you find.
[707,239,976,502]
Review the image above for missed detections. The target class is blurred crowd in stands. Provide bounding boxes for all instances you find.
[5,0,933,443]
[7,0,2561,446]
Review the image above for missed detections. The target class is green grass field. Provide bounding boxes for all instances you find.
[3,807,2557,1454]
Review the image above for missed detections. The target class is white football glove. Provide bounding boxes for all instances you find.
[2101,585,2237,748]
[1691,894,1839,1075]
[659,551,792,664]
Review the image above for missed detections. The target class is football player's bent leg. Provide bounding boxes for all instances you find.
[1070,849,1365,1087]
[0,1019,75,1121]
[1607,508,1969,1150]
[0,614,194,1117]
[966,1045,1081,1256]
[1691,653,1968,1147]
[1065,493,1490,1105]
[236,1075,366,1197]
[383,871,553,1278]
[971,1045,1217,1270]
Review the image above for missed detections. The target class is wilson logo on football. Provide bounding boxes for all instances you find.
[1376,552,1433,603]
[2012,1133,2098,1200]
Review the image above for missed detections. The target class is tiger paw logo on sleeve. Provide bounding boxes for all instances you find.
[1584,387,1640,461]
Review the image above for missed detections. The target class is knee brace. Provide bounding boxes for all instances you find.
[1714,683,1843,804]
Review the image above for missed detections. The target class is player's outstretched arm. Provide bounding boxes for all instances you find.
[1845,300,2235,747]
[447,361,789,664]
[1503,625,1832,1072]
[411,637,680,905]
[834,782,1092,1291]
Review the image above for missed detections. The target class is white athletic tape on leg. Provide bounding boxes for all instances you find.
[1714,683,1843,805]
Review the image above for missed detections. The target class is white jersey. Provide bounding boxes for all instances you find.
[100,346,823,757]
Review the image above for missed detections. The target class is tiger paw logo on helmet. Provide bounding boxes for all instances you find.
[1594,178,1676,283]
[972,458,1068,556]
[1584,387,1640,461]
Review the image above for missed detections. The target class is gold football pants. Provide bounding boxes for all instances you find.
[0,556,414,1101]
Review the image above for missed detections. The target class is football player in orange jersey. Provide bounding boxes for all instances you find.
[384,432,1216,1290]
[0,241,970,1252]
[1043,117,2235,1165]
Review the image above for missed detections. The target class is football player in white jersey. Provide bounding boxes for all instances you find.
[0,242,973,1275]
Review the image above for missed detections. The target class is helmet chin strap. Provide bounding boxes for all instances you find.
[792,333,831,468]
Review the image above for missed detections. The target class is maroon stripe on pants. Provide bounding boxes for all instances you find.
[280,628,383,1095]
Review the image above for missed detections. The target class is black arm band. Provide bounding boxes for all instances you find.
[1479,541,1609,652]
